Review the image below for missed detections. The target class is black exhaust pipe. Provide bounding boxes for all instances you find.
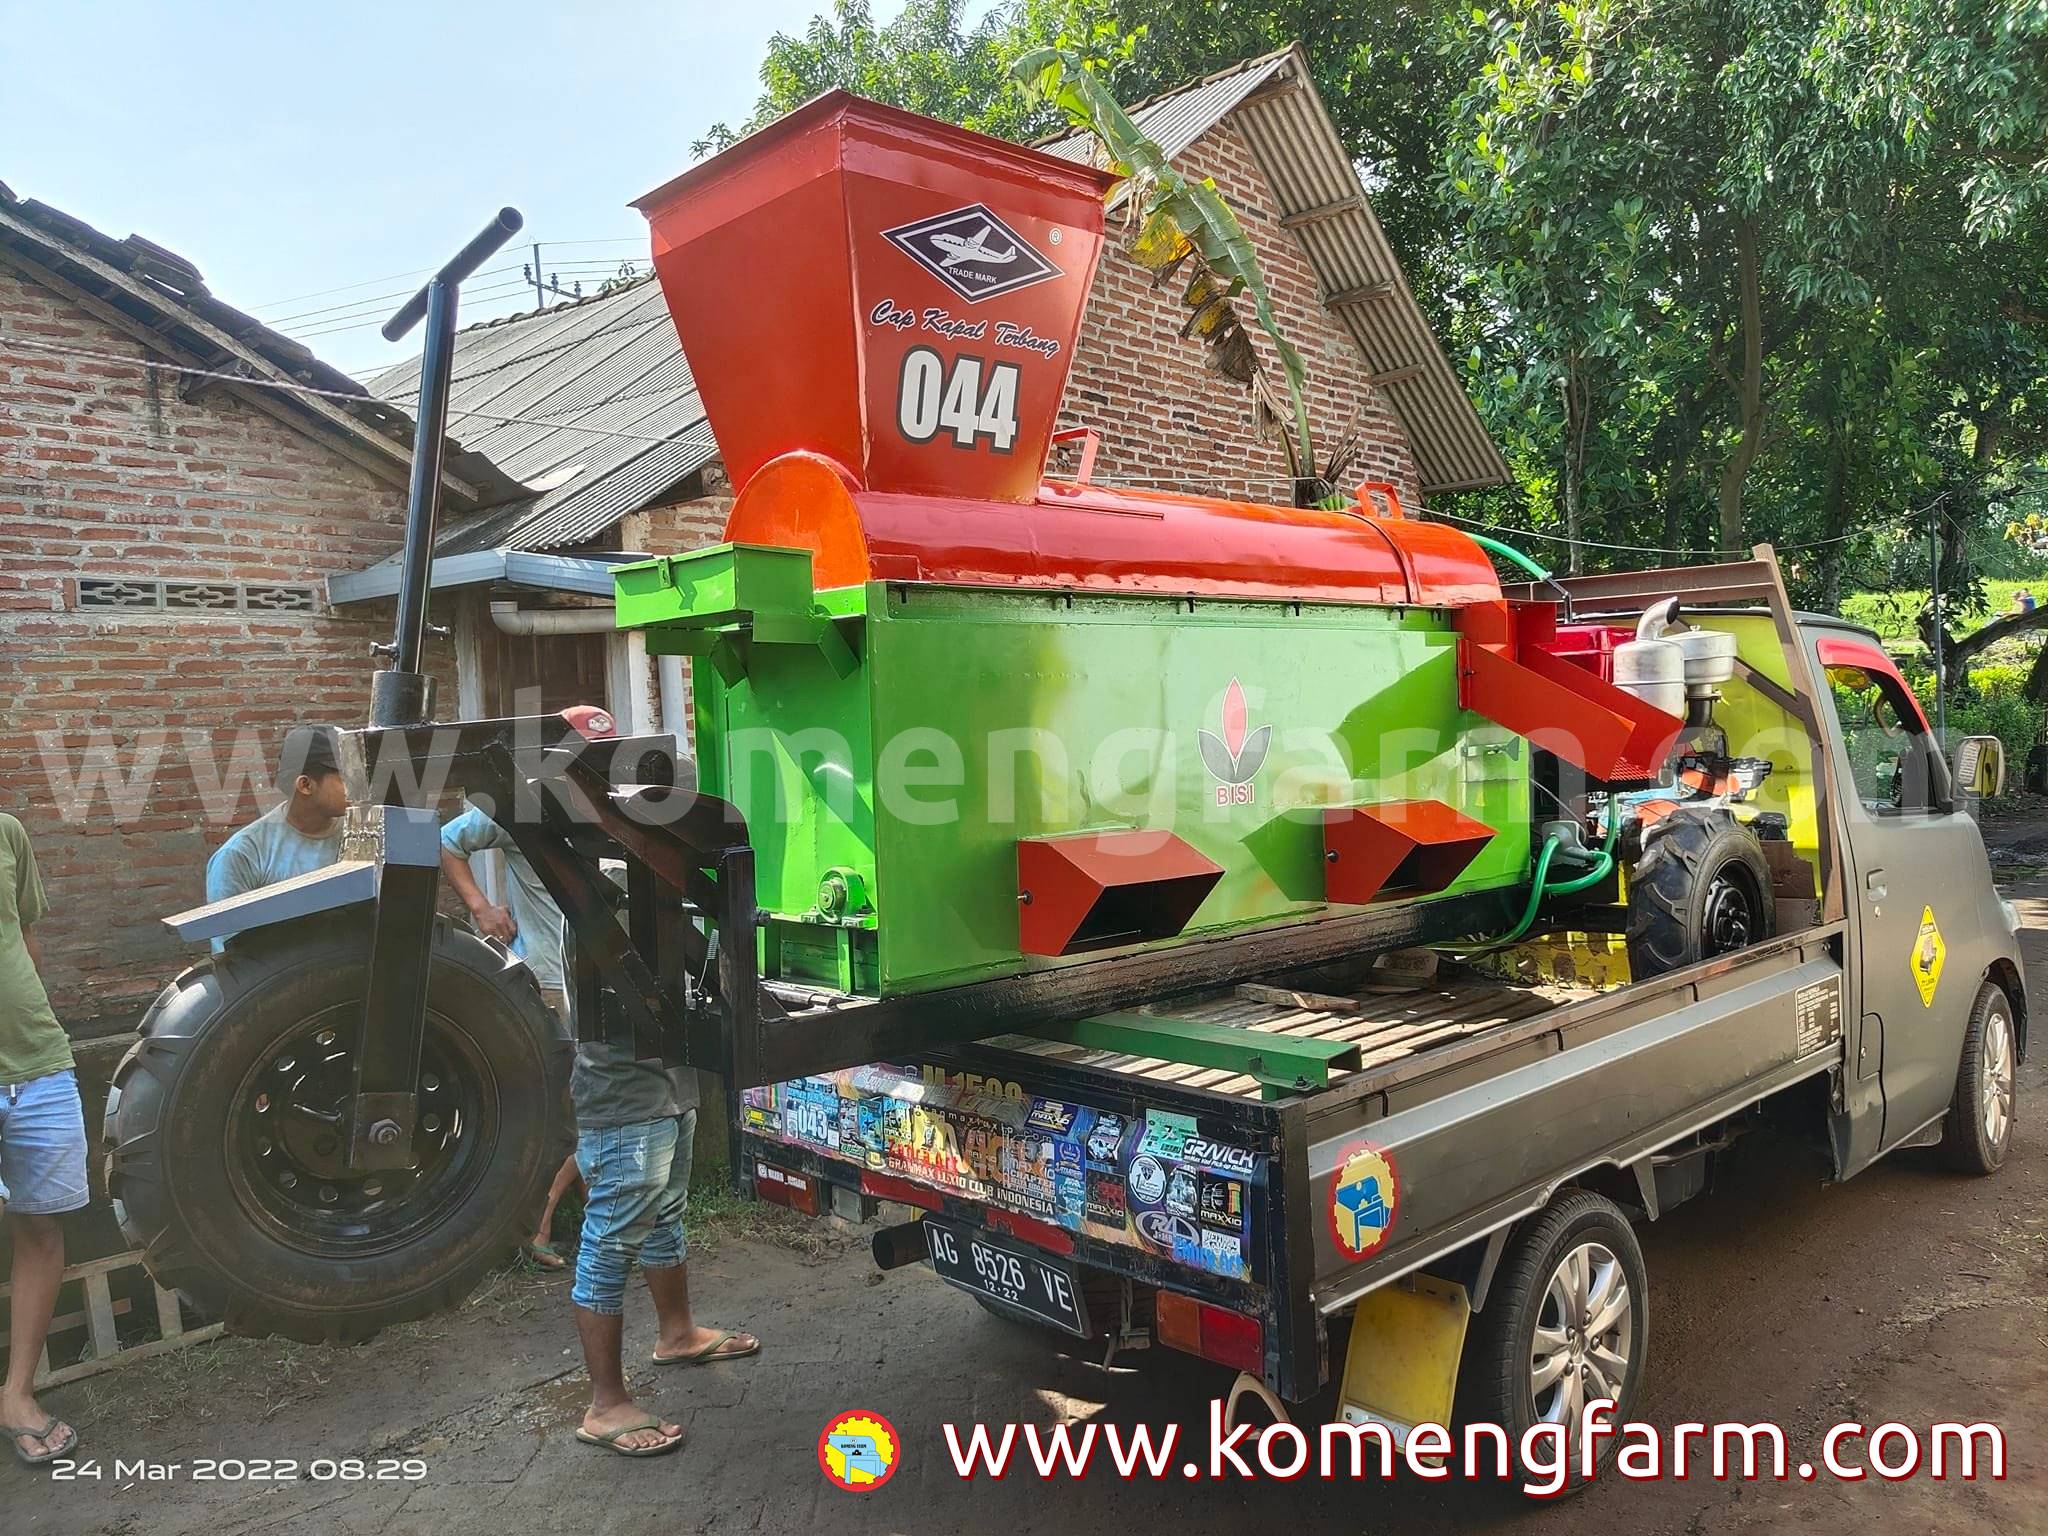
[871,1220,930,1271]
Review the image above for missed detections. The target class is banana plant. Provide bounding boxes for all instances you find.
[1013,45,1319,488]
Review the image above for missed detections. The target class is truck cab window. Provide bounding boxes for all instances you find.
[1825,664,1941,815]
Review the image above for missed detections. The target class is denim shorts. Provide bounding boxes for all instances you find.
[0,1068,89,1216]
[571,1110,696,1315]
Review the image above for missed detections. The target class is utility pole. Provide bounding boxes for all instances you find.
[527,242,546,312]
[1930,501,1947,743]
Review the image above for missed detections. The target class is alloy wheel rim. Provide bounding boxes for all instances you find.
[1530,1240,1632,1426]
[1983,1006,2014,1150]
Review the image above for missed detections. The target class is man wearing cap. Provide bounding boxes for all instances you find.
[205,726,350,910]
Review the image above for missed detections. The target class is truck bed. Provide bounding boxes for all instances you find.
[991,974,1587,1099]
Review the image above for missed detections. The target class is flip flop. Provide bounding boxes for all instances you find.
[575,1417,684,1458]
[652,1329,760,1366]
[522,1239,567,1270]
[5,1416,77,1466]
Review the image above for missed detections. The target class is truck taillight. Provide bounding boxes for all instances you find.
[1155,1291,1263,1374]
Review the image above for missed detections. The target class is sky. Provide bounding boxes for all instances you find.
[1,0,845,376]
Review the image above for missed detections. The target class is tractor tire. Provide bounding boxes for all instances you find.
[105,914,570,1345]
[1626,808,1774,980]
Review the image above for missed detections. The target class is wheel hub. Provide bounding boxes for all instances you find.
[1701,872,1756,955]
[229,1009,490,1257]
[1530,1240,1632,1425]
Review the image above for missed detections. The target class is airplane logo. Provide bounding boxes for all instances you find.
[882,204,1061,303]
[932,223,1021,269]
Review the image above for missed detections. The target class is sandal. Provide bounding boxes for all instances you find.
[522,1239,568,1270]
[653,1328,760,1366]
[575,1417,683,1457]
[6,1416,78,1466]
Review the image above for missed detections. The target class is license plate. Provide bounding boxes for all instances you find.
[924,1219,1090,1336]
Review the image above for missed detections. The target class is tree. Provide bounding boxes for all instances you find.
[704,0,2048,605]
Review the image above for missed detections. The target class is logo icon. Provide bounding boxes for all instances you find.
[1910,905,1946,1007]
[1128,1154,1167,1204]
[1329,1142,1399,1259]
[819,1409,900,1492]
[882,204,1062,303]
[1198,678,1272,799]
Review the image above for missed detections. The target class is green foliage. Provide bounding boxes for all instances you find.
[706,0,2048,611]
[1009,45,1317,476]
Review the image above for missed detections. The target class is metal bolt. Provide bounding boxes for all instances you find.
[367,1119,403,1146]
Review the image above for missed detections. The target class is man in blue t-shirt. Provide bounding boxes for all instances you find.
[439,801,585,1271]
[205,727,348,918]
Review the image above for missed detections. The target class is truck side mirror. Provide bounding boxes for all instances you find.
[1952,735,2006,817]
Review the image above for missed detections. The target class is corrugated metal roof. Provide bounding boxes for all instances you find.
[1040,50,1292,171]
[1041,45,1508,493]
[0,184,522,509]
[369,277,718,551]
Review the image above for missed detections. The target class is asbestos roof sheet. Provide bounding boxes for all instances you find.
[1041,45,1507,493]
[368,277,717,551]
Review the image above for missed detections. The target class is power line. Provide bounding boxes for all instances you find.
[0,336,687,447]
[248,243,645,312]
[1421,507,1872,556]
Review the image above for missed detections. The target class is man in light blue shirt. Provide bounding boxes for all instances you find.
[205,727,349,929]
[439,800,582,1272]
[438,802,566,1009]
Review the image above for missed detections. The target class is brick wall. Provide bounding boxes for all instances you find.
[1057,121,1420,511]
[0,263,454,1027]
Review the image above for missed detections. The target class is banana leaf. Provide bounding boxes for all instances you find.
[1013,46,1316,475]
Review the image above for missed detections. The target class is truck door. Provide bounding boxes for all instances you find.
[1809,633,1978,1148]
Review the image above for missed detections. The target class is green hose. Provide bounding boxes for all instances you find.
[1481,799,1623,948]
[1466,530,1553,584]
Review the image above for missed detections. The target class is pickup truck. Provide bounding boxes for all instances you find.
[733,557,2026,1467]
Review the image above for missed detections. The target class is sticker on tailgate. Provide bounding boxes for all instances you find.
[739,1066,1264,1280]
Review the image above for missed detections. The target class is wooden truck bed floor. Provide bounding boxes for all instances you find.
[991,972,1592,1099]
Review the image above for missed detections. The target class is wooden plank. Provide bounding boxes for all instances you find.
[0,1247,149,1302]
[36,1325,225,1391]
[84,1273,118,1359]
[1280,197,1365,230]
[154,1284,184,1340]
[1324,280,1396,308]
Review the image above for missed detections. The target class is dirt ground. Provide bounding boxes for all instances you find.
[13,838,2048,1535]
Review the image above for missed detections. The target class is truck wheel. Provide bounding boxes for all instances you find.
[1939,981,2017,1175]
[1626,808,1774,979]
[105,916,570,1344]
[1457,1190,1647,1493]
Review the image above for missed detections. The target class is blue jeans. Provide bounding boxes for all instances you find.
[571,1111,695,1316]
[0,1068,89,1216]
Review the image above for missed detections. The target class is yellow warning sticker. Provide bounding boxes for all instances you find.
[1910,906,1945,1008]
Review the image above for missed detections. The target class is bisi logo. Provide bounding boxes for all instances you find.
[881,204,1062,304]
[1198,678,1271,804]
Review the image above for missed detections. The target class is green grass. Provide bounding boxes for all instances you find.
[1841,580,2045,652]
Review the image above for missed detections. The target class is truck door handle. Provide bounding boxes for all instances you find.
[1865,868,1887,899]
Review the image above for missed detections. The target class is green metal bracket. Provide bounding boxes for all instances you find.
[1028,1010,1363,1099]
[615,543,863,678]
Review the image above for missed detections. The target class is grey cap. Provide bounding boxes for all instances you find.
[276,725,341,790]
